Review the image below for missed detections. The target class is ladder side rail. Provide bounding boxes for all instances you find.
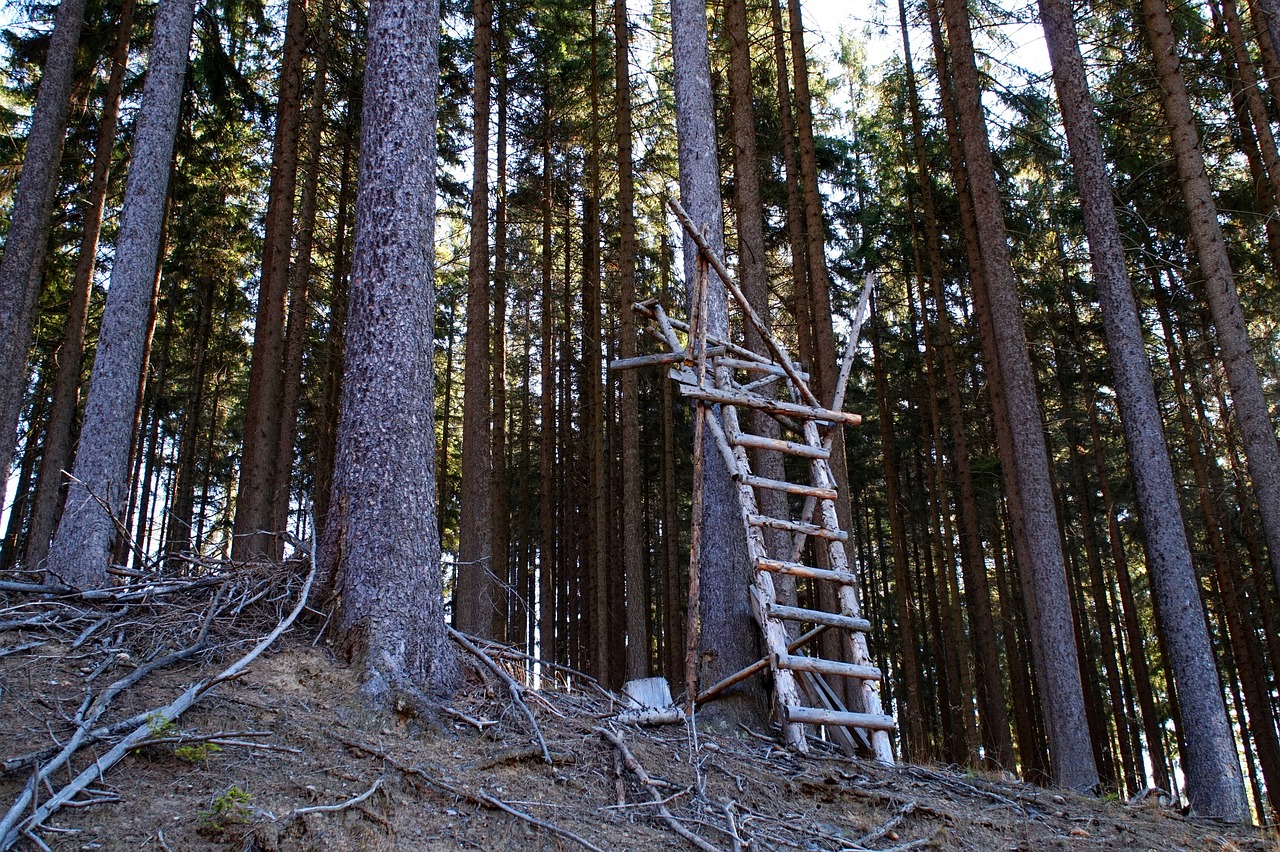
[802,417,894,762]
[704,379,807,752]
[668,197,821,409]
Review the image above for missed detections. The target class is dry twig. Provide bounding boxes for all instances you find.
[283,777,384,819]
[447,626,551,764]
[595,724,723,852]
[0,551,316,849]
[342,739,605,852]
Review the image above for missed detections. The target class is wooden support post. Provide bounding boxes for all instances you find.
[668,197,821,409]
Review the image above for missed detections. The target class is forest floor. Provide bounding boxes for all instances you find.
[0,565,1276,851]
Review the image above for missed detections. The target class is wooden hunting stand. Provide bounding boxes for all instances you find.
[612,200,895,763]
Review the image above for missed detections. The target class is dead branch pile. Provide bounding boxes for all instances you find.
[0,547,316,849]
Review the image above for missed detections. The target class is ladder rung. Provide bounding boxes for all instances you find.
[678,383,862,425]
[715,355,810,381]
[775,654,881,681]
[785,705,897,732]
[749,513,847,542]
[756,558,857,585]
[766,603,870,632]
[730,432,829,459]
[743,475,836,500]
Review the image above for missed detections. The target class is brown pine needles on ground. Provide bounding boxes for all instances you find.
[0,561,1275,850]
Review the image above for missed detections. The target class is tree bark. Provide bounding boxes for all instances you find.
[584,0,608,684]
[940,0,1098,792]
[273,18,332,545]
[1038,0,1246,814]
[313,123,354,544]
[0,0,92,483]
[46,0,197,589]
[670,0,765,722]
[233,0,310,561]
[725,0,793,606]
[1141,0,1280,629]
[321,0,459,700]
[899,0,1013,768]
[491,14,510,643]
[615,0,648,681]
[456,0,496,637]
[163,268,217,566]
[767,0,811,370]
[538,120,557,665]
[871,306,926,761]
[24,0,136,571]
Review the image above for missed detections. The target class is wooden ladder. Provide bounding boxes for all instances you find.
[616,200,895,762]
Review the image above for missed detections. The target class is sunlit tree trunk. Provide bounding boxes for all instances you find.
[1142,0,1280,629]
[941,0,1098,791]
[234,0,309,561]
[615,0,648,681]
[24,0,137,570]
[46,0,198,588]
[322,0,459,700]
[456,0,496,636]
[0,0,92,483]
[273,18,332,543]
[670,0,764,720]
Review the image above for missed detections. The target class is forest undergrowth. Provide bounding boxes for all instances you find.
[0,559,1274,851]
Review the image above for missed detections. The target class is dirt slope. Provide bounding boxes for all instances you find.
[1,588,1275,851]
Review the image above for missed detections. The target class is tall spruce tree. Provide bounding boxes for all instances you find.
[322,0,460,699]
[46,0,199,588]
[1039,0,1248,819]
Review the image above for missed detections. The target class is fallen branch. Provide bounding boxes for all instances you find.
[447,626,551,764]
[284,777,384,819]
[595,725,723,852]
[441,706,496,730]
[0,552,315,850]
[0,639,210,840]
[474,788,606,852]
[343,739,605,852]
[0,641,42,659]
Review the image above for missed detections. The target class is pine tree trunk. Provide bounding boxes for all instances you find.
[491,22,510,643]
[117,189,171,571]
[941,0,1098,792]
[767,0,811,371]
[725,0,793,606]
[24,0,136,570]
[456,0,495,636]
[584,0,609,684]
[614,0,648,681]
[899,0,1013,768]
[46,0,196,588]
[126,297,170,570]
[1219,0,1280,211]
[313,128,354,545]
[1141,0,1280,634]
[1089,408,1171,793]
[925,4,1045,758]
[669,0,764,720]
[321,0,459,700]
[908,273,974,764]
[1248,0,1280,86]
[234,0,309,561]
[273,24,332,543]
[871,308,926,761]
[538,124,557,665]
[0,373,47,569]
[786,0,857,574]
[657,234,686,686]
[164,268,217,566]
[0,0,92,483]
